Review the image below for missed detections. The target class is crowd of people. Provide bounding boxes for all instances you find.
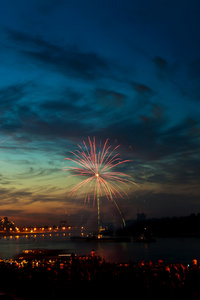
[0,251,199,300]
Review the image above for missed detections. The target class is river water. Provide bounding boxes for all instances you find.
[1,233,200,264]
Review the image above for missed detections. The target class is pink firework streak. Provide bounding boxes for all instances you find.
[63,137,138,208]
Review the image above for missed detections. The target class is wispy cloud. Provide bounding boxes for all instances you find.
[6,28,110,81]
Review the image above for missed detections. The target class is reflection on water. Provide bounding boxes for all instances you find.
[0,233,200,263]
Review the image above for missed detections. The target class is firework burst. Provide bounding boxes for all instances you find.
[63,137,138,229]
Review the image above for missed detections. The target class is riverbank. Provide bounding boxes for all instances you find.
[0,253,199,300]
[0,230,67,237]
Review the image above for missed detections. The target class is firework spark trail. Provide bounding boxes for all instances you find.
[63,137,138,229]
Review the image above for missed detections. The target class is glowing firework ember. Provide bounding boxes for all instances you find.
[64,137,138,229]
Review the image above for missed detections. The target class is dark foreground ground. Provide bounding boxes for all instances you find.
[0,253,200,300]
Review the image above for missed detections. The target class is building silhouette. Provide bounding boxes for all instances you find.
[137,212,147,221]
[0,217,15,232]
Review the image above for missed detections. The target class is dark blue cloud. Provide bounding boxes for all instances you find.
[6,28,111,81]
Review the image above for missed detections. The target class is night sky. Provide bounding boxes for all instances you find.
[0,0,200,227]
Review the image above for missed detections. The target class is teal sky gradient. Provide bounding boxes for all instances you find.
[0,0,200,226]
